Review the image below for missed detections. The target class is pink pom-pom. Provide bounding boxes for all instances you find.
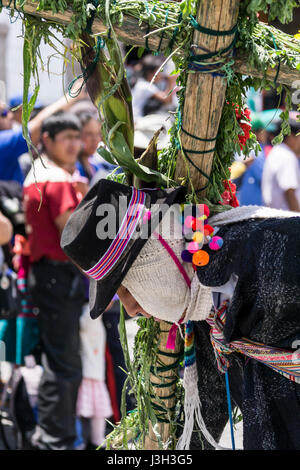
[184,215,195,229]
[142,210,151,224]
[209,236,223,251]
[187,241,199,253]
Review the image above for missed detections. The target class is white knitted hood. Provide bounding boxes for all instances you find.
[122,206,213,323]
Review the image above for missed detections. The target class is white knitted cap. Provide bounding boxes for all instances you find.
[122,206,213,323]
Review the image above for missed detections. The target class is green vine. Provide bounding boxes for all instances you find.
[105,311,183,450]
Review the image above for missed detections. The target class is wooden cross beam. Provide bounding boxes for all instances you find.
[2,0,299,88]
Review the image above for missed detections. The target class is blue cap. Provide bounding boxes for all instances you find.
[250,109,282,132]
[9,94,42,110]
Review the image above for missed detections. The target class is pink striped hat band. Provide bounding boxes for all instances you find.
[84,187,146,281]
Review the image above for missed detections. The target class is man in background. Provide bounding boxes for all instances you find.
[131,55,176,120]
[24,113,87,450]
[262,113,300,212]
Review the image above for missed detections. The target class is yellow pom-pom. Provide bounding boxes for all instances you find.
[192,231,204,244]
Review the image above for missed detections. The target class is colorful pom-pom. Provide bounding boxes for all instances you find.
[204,224,214,236]
[192,231,204,244]
[192,250,210,267]
[209,236,223,251]
[203,204,210,218]
[187,241,199,253]
[142,210,151,224]
[192,218,204,231]
[181,250,193,263]
[184,215,195,229]
[180,205,222,269]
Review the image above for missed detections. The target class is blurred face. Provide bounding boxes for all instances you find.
[117,285,160,321]
[117,285,152,319]
[81,119,102,157]
[12,107,23,125]
[286,133,300,157]
[42,128,81,168]
[255,129,268,145]
[0,104,13,130]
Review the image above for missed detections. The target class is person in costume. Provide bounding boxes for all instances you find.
[61,179,300,450]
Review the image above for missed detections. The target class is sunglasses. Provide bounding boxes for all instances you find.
[0,109,9,118]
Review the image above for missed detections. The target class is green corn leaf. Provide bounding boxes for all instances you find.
[109,129,175,187]
[22,22,40,151]
[97,146,117,165]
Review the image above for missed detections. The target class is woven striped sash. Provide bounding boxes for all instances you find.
[207,301,300,384]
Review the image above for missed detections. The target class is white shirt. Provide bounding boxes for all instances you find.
[132,78,160,119]
[262,143,300,210]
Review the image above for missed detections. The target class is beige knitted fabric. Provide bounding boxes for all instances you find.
[122,206,213,324]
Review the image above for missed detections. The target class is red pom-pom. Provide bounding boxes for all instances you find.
[204,224,214,236]
[203,204,210,218]
[184,216,195,229]
[191,218,204,232]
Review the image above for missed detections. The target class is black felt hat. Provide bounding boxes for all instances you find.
[61,179,186,319]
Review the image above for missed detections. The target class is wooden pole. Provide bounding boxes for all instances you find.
[174,0,240,193]
[144,320,182,450]
[145,0,184,449]
[2,0,299,87]
[146,0,239,449]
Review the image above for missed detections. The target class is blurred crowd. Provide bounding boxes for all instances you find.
[0,51,299,451]
[231,108,300,212]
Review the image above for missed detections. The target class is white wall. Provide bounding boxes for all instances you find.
[0,8,67,106]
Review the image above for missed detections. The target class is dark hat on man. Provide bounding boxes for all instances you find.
[61,179,186,319]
